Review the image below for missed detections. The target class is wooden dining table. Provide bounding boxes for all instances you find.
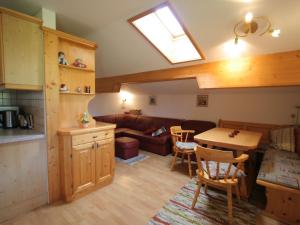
[194,127,262,198]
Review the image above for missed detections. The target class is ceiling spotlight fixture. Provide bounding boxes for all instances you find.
[233,12,280,44]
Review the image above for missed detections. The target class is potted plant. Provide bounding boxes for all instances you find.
[80,112,90,128]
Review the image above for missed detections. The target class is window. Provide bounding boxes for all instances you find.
[128,2,205,64]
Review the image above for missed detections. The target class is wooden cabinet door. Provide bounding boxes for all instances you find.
[2,14,43,89]
[95,139,114,184]
[72,142,95,194]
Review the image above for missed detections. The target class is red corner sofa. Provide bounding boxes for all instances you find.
[94,114,216,156]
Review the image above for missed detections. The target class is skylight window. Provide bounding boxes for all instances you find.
[128,2,205,64]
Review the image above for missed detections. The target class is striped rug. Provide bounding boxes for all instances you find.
[149,179,258,225]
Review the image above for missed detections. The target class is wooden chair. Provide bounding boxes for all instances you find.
[191,146,249,225]
[170,126,197,178]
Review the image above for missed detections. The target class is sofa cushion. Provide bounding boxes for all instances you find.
[123,129,170,145]
[270,127,295,152]
[257,148,300,190]
[116,114,138,129]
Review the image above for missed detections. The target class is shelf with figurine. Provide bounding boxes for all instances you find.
[58,51,95,72]
[59,84,95,96]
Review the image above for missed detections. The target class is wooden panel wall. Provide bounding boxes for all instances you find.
[43,27,97,203]
[44,30,61,202]
[95,50,300,93]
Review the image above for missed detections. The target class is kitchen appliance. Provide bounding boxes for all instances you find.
[0,106,19,128]
[19,113,34,129]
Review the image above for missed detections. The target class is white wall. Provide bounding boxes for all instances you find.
[89,87,300,125]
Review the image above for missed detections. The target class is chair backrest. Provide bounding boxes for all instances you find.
[170,126,183,145]
[195,146,247,181]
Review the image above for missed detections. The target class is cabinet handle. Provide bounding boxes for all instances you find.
[93,136,98,138]
[92,143,95,149]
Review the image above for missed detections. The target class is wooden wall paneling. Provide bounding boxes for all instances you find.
[95,50,300,93]
[219,120,281,144]
[59,68,95,94]
[59,39,95,71]
[44,30,61,202]
[59,94,96,128]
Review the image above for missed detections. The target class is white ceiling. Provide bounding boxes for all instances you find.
[1,0,300,79]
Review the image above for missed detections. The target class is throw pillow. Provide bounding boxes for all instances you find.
[152,126,167,137]
[270,127,295,152]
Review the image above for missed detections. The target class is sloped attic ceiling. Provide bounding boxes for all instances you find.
[1,0,300,78]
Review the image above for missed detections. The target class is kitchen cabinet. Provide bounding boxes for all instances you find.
[58,123,116,202]
[72,142,95,194]
[95,139,114,184]
[0,8,43,90]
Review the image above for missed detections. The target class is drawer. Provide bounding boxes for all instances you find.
[72,130,114,146]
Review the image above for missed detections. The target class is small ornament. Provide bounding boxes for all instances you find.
[58,51,68,65]
[76,87,82,93]
[72,58,87,68]
[84,86,91,93]
[60,84,69,92]
[80,112,90,128]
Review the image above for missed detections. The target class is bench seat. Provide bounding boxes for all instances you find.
[257,148,300,190]
[257,148,300,225]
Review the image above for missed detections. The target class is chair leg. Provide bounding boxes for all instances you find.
[192,180,202,209]
[235,184,240,202]
[171,151,178,171]
[205,183,208,195]
[187,154,192,178]
[227,186,233,225]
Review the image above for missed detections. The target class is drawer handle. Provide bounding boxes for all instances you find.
[93,136,98,138]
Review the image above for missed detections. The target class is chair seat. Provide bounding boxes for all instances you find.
[176,141,198,150]
[199,161,245,179]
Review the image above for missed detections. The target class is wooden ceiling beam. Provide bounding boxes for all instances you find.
[95,50,300,93]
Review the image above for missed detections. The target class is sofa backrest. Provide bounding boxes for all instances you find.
[94,114,216,134]
[181,120,216,135]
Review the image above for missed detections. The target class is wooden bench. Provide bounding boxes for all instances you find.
[257,147,300,225]
[220,120,300,224]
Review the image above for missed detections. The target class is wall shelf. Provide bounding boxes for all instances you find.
[59,91,95,96]
[59,64,95,72]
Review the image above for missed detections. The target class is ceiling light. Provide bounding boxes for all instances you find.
[233,14,280,43]
[270,29,281,38]
[244,12,253,23]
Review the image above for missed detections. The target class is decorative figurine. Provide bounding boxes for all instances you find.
[80,112,90,128]
[72,58,87,68]
[76,87,82,93]
[84,86,91,93]
[58,51,68,65]
[60,84,69,92]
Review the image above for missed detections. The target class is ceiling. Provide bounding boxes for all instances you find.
[1,0,300,79]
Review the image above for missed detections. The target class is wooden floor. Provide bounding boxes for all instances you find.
[1,151,286,225]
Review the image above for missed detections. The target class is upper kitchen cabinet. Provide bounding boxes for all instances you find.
[0,8,43,91]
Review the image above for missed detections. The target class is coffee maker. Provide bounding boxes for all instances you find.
[0,106,19,128]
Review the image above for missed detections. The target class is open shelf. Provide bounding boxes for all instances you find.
[60,91,95,96]
[59,64,95,72]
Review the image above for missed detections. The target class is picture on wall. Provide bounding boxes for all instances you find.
[197,95,208,107]
[149,96,157,105]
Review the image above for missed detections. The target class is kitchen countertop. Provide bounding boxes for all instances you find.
[0,129,45,145]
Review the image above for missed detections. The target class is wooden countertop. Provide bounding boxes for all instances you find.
[57,122,116,136]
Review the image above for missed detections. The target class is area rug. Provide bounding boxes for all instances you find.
[149,179,258,225]
[115,154,149,165]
